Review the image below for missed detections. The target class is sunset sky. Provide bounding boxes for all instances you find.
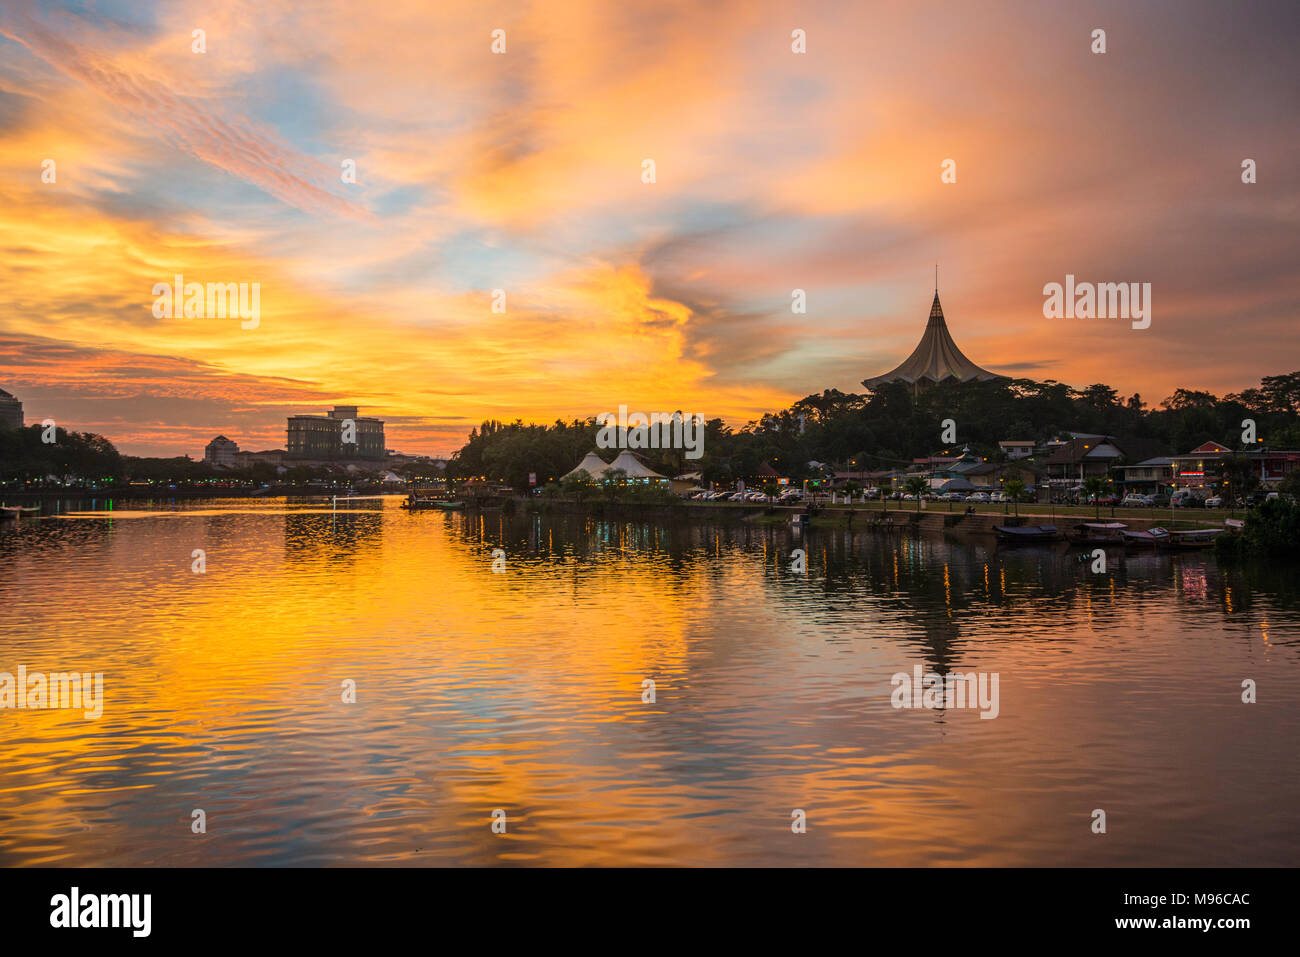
[1,0,1297,457]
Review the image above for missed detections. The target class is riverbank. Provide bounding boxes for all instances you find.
[8,489,1244,538]
[527,496,1238,535]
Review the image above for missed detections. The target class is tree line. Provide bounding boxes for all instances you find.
[4,371,1297,488]
[447,371,1300,489]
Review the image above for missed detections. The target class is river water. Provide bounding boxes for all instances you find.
[0,498,1296,866]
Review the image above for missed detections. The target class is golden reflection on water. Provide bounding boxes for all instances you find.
[0,499,1298,866]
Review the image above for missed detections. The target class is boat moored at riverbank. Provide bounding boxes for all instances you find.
[1122,527,1170,548]
[1068,522,1127,545]
[993,524,1061,544]
[401,491,464,511]
[1157,528,1224,550]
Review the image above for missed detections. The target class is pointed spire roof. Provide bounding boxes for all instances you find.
[863,292,1004,389]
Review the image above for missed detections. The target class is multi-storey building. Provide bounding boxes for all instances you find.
[286,405,385,460]
[0,387,23,430]
[204,435,240,467]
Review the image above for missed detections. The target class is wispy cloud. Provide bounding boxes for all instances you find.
[0,0,369,220]
[0,0,1297,456]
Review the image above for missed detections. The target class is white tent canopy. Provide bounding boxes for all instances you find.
[562,451,612,481]
[606,450,666,480]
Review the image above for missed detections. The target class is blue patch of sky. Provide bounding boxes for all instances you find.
[309,228,555,299]
[102,148,295,229]
[369,183,439,220]
[59,0,159,31]
[432,232,556,293]
[0,88,29,133]
[240,66,344,157]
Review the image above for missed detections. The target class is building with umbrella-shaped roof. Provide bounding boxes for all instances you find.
[562,451,612,481]
[606,450,667,482]
[863,289,1004,394]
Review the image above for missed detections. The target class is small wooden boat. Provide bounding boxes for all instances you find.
[1122,527,1169,548]
[401,493,464,511]
[1157,528,1223,550]
[993,524,1061,544]
[1068,521,1127,545]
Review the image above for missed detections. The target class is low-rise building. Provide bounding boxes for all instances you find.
[670,470,704,495]
[233,449,288,468]
[1044,435,1169,489]
[831,469,898,490]
[962,461,1042,490]
[998,440,1035,460]
[1168,441,1232,490]
[1250,449,1300,487]
[1167,442,1300,491]
[1115,456,1175,493]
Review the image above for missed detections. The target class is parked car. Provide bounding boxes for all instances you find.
[1121,494,1152,507]
[967,492,991,504]
[1171,490,1205,508]
[1204,496,1223,508]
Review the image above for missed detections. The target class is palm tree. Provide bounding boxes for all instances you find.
[1004,478,1026,518]
[904,476,928,511]
[1083,476,1105,520]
